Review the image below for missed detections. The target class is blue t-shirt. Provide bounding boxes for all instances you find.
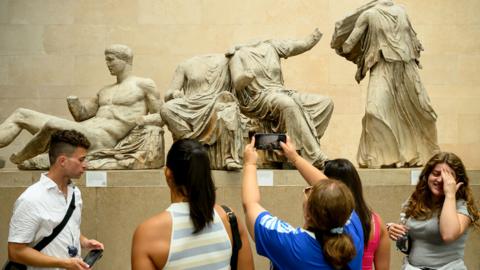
[254,210,364,270]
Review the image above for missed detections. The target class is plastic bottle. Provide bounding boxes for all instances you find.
[395,213,410,253]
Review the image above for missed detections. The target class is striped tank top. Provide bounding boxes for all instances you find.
[164,202,232,270]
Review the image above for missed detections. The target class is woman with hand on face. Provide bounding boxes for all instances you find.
[387,152,479,270]
[131,139,254,270]
[241,136,364,270]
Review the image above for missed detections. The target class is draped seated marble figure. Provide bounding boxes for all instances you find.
[0,44,165,169]
[160,54,244,170]
[331,0,440,168]
[226,28,334,168]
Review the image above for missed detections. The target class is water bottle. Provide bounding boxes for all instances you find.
[395,213,410,254]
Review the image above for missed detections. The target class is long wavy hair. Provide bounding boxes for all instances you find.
[306,179,357,269]
[404,152,479,228]
[166,139,216,233]
[324,159,372,246]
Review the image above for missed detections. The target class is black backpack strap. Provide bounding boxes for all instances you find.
[221,205,242,270]
[33,189,76,251]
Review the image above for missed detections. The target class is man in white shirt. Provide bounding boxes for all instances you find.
[7,130,104,270]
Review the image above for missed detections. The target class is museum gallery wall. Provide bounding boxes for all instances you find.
[0,0,479,169]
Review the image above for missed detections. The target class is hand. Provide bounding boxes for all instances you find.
[81,238,104,250]
[66,96,80,107]
[172,90,184,99]
[279,136,300,163]
[235,70,255,90]
[342,41,353,54]
[134,116,145,127]
[166,90,184,101]
[441,166,462,198]
[9,152,21,164]
[244,137,258,166]
[312,28,323,40]
[244,70,255,81]
[386,222,408,241]
[64,258,90,270]
[225,46,237,57]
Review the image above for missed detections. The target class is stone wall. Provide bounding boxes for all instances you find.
[1,169,479,269]
[0,0,479,168]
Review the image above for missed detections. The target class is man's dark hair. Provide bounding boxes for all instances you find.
[48,130,91,164]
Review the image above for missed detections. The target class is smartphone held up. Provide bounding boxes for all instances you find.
[254,133,286,150]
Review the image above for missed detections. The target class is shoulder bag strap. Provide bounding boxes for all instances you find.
[33,188,76,251]
[221,205,242,270]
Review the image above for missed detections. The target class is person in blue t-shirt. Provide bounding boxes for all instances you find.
[241,136,364,270]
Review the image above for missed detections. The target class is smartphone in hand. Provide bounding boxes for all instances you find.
[254,133,286,150]
[83,249,103,268]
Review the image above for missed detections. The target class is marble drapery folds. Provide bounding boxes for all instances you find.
[332,0,440,168]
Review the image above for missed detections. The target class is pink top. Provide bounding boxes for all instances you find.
[362,212,381,270]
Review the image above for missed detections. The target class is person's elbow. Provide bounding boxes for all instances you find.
[440,230,462,243]
[241,190,261,213]
[8,242,23,262]
[242,201,256,213]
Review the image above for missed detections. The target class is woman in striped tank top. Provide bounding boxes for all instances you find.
[132,139,254,270]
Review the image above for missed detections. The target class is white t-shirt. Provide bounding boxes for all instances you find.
[8,174,83,270]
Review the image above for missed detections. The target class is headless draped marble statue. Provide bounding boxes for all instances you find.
[332,0,440,168]
[160,54,244,170]
[227,29,334,168]
[0,44,165,169]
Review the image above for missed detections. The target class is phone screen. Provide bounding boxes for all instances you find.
[254,133,286,150]
[83,249,103,267]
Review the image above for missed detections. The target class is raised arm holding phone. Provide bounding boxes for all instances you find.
[241,136,364,270]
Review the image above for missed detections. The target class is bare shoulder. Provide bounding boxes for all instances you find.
[214,204,234,239]
[132,211,172,269]
[214,204,248,236]
[214,204,230,224]
[373,211,385,225]
[97,84,114,95]
[372,211,388,234]
[215,204,242,221]
[396,3,407,11]
[361,8,375,20]
[134,211,172,240]
[133,77,157,91]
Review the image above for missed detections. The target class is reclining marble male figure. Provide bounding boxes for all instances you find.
[0,44,164,169]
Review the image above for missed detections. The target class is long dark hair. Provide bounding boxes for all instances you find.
[166,139,216,233]
[405,152,479,228]
[324,159,372,246]
[306,180,356,269]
